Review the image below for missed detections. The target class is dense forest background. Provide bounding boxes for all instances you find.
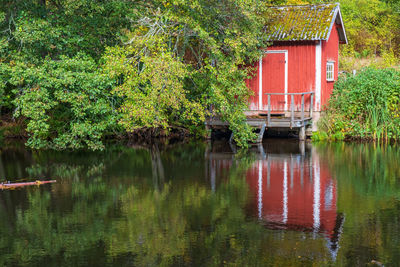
[1,0,399,149]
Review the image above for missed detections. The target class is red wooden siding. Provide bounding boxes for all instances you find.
[269,43,316,111]
[246,62,259,111]
[246,42,316,112]
[321,24,340,108]
[262,52,286,111]
[244,3,346,114]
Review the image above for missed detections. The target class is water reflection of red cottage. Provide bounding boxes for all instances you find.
[246,156,337,234]
[206,142,344,259]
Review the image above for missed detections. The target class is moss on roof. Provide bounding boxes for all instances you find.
[264,3,340,41]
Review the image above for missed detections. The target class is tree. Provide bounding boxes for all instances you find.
[103,0,270,147]
[0,0,135,149]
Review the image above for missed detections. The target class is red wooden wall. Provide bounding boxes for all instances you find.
[246,62,260,111]
[321,24,340,108]
[246,42,316,112]
[262,52,286,111]
[246,25,342,113]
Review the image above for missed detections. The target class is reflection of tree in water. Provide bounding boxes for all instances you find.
[0,143,203,265]
[2,142,400,266]
[107,151,257,266]
[0,145,127,266]
[316,142,400,266]
[150,145,165,191]
[0,143,266,266]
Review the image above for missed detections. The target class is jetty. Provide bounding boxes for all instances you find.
[206,92,314,142]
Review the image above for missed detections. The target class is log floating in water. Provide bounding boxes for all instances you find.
[0,180,57,190]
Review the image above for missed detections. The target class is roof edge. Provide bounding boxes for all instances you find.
[337,6,348,44]
[325,3,348,44]
[264,3,348,43]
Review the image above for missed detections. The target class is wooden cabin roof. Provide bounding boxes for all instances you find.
[264,3,347,44]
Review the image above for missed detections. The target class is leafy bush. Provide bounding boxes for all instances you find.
[320,67,400,141]
[5,54,119,150]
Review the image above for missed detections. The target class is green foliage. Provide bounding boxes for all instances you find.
[1,0,400,150]
[103,36,204,132]
[1,0,134,60]
[0,0,137,149]
[311,130,345,141]
[319,67,400,140]
[4,54,119,150]
[381,48,398,67]
[102,0,268,147]
[338,0,396,56]
[3,0,400,150]
[0,0,272,149]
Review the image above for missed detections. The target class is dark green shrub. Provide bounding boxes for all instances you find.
[8,54,119,150]
[321,67,400,141]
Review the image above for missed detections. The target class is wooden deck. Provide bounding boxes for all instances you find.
[206,92,314,143]
[206,116,312,128]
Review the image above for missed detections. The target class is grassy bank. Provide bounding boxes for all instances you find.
[313,67,400,142]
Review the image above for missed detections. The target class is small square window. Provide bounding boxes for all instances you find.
[326,62,334,81]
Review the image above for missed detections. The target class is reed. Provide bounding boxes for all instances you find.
[317,67,400,141]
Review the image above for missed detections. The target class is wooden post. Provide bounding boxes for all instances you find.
[257,123,266,143]
[299,125,306,140]
[310,93,314,118]
[267,94,271,126]
[290,94,294,128]
[229,132,234,144]
[205,122,212,140]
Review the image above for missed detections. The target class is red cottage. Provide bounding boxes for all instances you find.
[245,3,347,134]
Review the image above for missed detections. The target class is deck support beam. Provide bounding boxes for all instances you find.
[230,122,266,144]
[205,123,212,140]
[299,125,306,141]
[257,123,266,143]
[229,132,234,144]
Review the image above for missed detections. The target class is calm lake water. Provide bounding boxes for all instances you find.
[1,140,400,266]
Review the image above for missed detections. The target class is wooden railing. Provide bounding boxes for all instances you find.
[265,92,314,127]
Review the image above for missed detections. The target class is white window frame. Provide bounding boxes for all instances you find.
[326,61,335,82]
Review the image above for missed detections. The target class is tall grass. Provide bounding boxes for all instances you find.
[318,67,400,141]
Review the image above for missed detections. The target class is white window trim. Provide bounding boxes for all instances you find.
[326,61,335,82]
